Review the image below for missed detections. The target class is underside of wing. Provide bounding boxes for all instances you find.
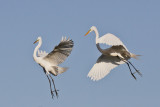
[97,33,128,51]
[88,54,125,81]
[43,37,74,65]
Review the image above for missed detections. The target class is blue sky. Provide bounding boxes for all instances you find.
[0,0,160,107]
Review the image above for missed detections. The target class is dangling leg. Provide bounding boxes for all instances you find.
[116,56,136,80]
[46,75,54,99]
[126,62,136,80]
[128,61,142,76]
[49,74,59,98]
[42,68,54,99]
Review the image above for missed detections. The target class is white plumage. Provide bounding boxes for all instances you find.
[96,33,128,51]
[85,26,141,81]
[37,50,48,57]
[88,55,125,81]
[88,62,117,81]
[33,36,74,98]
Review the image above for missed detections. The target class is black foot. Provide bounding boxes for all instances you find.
[51,90,54,99]
[136,70,142,77]
[133,70,142,77]
[51,90,59,99]
[131,73,136,80]
[54,89,59,98]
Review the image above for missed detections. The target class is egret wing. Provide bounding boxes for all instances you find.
[97,33,128,51]
[38,50,48,57]
[43,37,74,65]
[87,54,125,81]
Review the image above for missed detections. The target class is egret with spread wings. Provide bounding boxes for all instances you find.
[85,26,142,81]
[33,36,74,99]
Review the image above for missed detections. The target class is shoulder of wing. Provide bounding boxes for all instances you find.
[97,33,128,51]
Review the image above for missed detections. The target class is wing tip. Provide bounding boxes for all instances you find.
[87,74,101,81]
[61,36,73,43]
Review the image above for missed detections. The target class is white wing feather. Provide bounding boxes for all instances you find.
[38,50,48,57]
[88,55,125,81]
[88,62,118,81]
[43,37,74,65]
[97,33,128,51]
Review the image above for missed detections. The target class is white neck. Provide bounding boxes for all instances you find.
[33,39,42,62]
[92,26,99,44]
[92,26,104,53]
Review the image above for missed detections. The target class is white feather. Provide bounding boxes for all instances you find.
[88,61,124,81]
[97,33,128,51]
[37,50,48,57]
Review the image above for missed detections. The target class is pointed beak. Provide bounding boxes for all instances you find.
[84,29,91,36]
[33,39,39,44]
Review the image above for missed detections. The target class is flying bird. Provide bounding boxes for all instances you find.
[33,36,74,98]
[84,26,142,81]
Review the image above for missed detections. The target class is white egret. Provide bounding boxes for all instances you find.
[33,36,74,98]
[85,26,142,81]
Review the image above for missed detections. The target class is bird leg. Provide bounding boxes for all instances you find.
[127,61,142,77]
[43,68,55,99]
[46,75,54,99]
[116,56,136,80]
[126,62,136,80]
[49,74,59,98]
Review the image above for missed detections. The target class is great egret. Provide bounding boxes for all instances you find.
[33,36,74,98]
[85,26,142,81]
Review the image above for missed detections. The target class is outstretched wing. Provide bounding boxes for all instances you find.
[43,37,74,65]
[38,50,48,57]
[87,54,125,81]
[97,33,128,51]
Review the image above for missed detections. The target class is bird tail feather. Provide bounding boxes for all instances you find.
[130,53,141,60]
[50,66,68,76]
[57,66,68,74]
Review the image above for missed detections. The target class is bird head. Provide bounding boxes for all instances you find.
[84,26,96,36]
[33,36,41,44]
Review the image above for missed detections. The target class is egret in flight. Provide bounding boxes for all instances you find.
[85,26,142,81]
[33,36,74,99]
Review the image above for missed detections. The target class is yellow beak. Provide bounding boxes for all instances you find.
[33,39,39,44]
[84,29,91,36]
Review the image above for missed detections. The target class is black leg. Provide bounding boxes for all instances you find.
[49,74,59,98]
[116,56,142,78]
[46,74,54,99]
[42,68,55,99]
[116,56,137,80]
[46,75,54,99]
[128,61,142,77]
[126,62,136,80]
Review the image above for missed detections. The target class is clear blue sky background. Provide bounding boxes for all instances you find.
[0,0,159,107]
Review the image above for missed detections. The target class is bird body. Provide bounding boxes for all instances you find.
[85,26,141,81]
[34,55,67,76]
[33,36,73,98]
[100,45,131,60]
[33,37,56,75]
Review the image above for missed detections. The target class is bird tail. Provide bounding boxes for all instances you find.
[50,66,68,76]
[57,66,68,74]
[130,53,141,60]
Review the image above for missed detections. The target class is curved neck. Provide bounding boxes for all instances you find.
[92,27,104,53]
[96,43,104,53]
[33,39,42,61]
[92,27,99,43]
